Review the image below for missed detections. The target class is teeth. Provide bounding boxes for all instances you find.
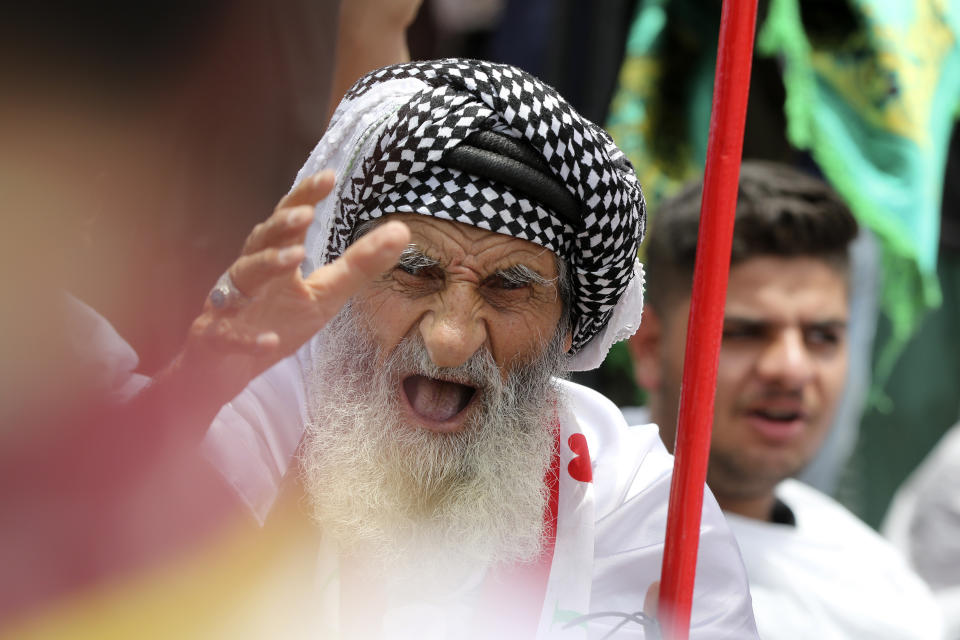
[404,376,474,422]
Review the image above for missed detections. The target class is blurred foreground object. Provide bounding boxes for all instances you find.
[0,0,345,633]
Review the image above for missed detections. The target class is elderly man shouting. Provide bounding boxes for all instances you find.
[202,60,757,639]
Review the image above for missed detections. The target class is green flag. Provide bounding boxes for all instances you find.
[607,0,960,379]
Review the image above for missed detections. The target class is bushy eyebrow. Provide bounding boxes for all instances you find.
[396,244,557,292]
[494,264,557,288]
[723,315,849,330]
[396,245,440,272]
[807,319,848,330]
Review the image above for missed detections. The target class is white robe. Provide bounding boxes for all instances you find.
[203,357,758,639]
[726,479,944,640]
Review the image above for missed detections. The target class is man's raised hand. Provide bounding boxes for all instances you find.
[183,170,409,401]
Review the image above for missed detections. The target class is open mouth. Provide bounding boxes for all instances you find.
[402,375,478,425]
[748,408,804,423]
[745,405,808,442]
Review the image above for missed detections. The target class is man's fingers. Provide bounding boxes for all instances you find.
[230,245,306,295]
[242,204,314,256]
[276,170,335,210]
[240,170,334,256]
[304,221,410,306]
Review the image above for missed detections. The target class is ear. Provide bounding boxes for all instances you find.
[627,305,663,392]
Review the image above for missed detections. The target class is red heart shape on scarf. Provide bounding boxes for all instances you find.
[567,433,593,483]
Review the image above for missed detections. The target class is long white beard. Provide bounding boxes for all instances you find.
[299,305,567,591]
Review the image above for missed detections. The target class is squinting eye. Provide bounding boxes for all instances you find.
[492,274,530,290]
[397,262,422,276]
[391,263,444,294]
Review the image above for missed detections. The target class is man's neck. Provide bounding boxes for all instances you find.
[717,492,779,522]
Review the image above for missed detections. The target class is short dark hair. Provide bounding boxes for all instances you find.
[644,160,859,310]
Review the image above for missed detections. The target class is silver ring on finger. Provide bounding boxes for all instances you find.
[208,270,251,310]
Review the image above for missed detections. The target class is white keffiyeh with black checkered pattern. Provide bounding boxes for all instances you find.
[297,58,646,368]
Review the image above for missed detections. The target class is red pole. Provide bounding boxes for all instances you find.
[656,1,758,639]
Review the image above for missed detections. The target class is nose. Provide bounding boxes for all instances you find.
[755,328,814,387]
[418,286,488,368]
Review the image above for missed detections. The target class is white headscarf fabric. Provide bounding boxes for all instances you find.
[295,59,646,370]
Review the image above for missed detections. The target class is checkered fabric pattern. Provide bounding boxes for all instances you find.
[328,59,645,354]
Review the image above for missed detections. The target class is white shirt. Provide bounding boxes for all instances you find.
[727,478,944,640]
